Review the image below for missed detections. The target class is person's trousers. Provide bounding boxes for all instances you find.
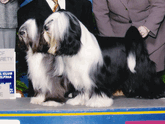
[149,44,165,72]
[0,28,16,48]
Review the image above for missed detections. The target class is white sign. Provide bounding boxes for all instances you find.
[0,49,16,99]
[0,120,20,124]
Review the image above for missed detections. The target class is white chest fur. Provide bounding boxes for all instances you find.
[63,23,103,92]
[26,48,50,93]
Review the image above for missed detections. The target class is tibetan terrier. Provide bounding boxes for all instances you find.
[18,18,75,106]
[43,11,165,107]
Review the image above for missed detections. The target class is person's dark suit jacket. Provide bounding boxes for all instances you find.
[17,0,94,33]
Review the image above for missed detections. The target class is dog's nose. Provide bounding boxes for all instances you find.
[44,25,49,31]
[19,31,25,35]
[44,19,53,31]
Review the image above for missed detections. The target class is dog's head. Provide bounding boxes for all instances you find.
[43,11,82,56]
[18,19,49,53]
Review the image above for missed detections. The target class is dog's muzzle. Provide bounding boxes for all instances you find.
[43,31,57,55]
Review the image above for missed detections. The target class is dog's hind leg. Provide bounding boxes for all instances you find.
[123,27,165,99]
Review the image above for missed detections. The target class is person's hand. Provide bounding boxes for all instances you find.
[0,0,9,4]
[138,26,150,38]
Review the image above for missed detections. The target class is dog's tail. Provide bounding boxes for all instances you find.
[124,26,165,99]
[125,26,148,73]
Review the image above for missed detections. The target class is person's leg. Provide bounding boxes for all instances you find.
[3,29,16,48]
[149,44,165,72]
[0,29,5,48]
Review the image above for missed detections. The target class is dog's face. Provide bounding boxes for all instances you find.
[43,12,68,55]
[43,11,81,56]
[18,19,49,53]
[18,19,39,47]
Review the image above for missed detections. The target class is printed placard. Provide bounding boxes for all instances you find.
[0,120,20,124]
[0,49,15,99]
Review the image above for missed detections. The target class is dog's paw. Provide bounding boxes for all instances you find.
[41,101,64,107]
[66,94,88,106]
[30,95,45,105]
[86,94,113,107]
[66,95,84,106]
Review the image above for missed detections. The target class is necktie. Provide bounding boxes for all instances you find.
[52,0,59,12]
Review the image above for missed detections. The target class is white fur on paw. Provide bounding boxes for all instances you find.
[41,101,63,107]
[30,95,45,105]
[68,93,73,98]
[160,97,165,100]
[66,94,89,106]
[86,94,113,107]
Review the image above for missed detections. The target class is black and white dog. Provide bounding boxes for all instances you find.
[18,18,75,106]
[43,11,165,107]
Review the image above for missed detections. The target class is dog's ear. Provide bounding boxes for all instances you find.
[18,19,39,48]
[57,12,81,56]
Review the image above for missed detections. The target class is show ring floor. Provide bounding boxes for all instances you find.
[0,97,165,124]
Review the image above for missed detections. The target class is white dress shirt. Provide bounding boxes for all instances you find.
[46,0,66,10]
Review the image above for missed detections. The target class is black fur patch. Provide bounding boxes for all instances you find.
[90,26,165,99]
[56,12,81,56]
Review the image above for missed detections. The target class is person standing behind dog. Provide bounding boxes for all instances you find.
[0,0,19,48]
[17,0,95,33]
[93,0,165,72]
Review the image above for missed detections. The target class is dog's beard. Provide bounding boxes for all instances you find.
[43,31,57,55]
